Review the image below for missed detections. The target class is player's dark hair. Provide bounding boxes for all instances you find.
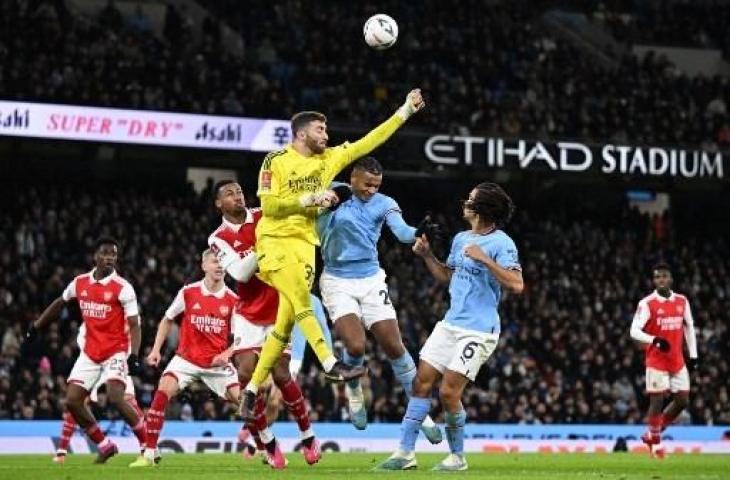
[352,156,383,176]
[94,236,119,252]
[469,182,515,228]
[213,179,237,199]
[291,111,327,135]
[653,262,672,273]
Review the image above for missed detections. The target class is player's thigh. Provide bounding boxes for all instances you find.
[669,366,690,393]
[202,363,240,399]
[369,319,406,359]
[440,368,471,406]
[162,355,198,392]
[446,329,499,382]
[68,352,104,393]
[360,269,398,330]
[224,384,241,404]
[233,350,259,382]
[646,367,671,394]
[319,272,362,322]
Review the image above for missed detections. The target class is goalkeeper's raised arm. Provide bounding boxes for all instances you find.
[326,88,426,178]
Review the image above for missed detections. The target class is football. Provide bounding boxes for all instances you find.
[364,14,399,50]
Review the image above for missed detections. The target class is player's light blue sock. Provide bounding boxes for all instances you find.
[399,396,431,452]
[390,352,417,398]
[342,350,364,389]
[444,409,467,454]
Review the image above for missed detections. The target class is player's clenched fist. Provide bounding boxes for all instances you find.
[412,234,432,257]
[147,350,161,367]
[397,88,425,120]
[463,244,489,263]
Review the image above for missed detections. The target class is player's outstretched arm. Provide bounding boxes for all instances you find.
[30,296,65,334]
[413,235,452,284]
[329,89,425,177]
[209,236,258,282]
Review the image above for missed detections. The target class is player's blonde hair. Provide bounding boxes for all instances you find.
[201,248,215,262]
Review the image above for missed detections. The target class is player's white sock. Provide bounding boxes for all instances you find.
[258,428,275,444]
[346,384,364,411]
[143,448,155,461]
[300,428,315,440]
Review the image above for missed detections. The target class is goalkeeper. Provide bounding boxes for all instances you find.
[242,89,425,416]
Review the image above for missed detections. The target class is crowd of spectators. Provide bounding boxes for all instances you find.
[1,178,728,426]
[1,0,728,149]
[586,0,730,60]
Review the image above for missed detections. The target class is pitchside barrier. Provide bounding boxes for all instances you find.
[0,422,728,454]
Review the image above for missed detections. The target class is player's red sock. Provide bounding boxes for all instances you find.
[660,412,677,431]
[648,414,663,440]
[128,396,144,420]
[280,379,312,436]
[245,393,268,451]
[126,397,147,448]
[146,391,168,450]
[84,423,106,445]
[58,411,76,452]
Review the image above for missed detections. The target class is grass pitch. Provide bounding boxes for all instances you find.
[0,452,728,480]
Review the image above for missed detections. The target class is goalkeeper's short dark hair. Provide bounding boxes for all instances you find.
[291,111,327,135]
[352,156,383,176]
[470,182,515,228]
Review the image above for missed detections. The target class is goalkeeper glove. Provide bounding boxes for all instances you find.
[329,185,352,211]
[415,216,441,242]
[652,336,670,352]
[127,353,142,376]
[396,89,425,120]
[299,191,338,208]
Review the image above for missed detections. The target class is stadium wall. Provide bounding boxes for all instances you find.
[0,422,728,454]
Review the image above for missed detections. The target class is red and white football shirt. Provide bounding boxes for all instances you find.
[164,280,238,368]
[63,269,139,363]
[632,290,697,373]
[208,210,279,325]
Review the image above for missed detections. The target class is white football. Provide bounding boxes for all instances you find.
[364,14,398,50]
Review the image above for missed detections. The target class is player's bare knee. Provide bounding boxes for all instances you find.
[345,340,366,358]
[439,384,461,409]
[412,376,432,398]
[675,393,689,409]
[272,360,292,386]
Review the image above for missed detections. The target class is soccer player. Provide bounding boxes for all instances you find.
[243,88,426,415]
[53,325,146,463]
[316,156,441,443]
[240,294,332,461]
[129,248,239,467]
[630,262,698,458]
[378,183,523,471]
[27,237,145,464]
[208,180,321,468]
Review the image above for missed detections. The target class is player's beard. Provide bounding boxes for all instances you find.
[306,136,326,155]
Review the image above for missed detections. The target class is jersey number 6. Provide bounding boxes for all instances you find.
[460,341,480,365]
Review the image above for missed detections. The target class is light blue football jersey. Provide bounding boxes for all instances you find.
[317,188,415,279]
[444,229,520,333]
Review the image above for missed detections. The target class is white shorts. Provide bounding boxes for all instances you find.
[89,371,135,403]
[162,355,239,398]
[419,321,499,382]
[646,366,690,393]
[320,269,396,329]
[68,351,128,393]
[232,313,291,355]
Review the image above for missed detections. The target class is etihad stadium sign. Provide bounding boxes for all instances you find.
[424,135,726,179]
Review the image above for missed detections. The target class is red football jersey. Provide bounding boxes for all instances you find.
[208,210,279,326]
[633,291,693,373]
[63,269,138,363]
[165,280,238,368]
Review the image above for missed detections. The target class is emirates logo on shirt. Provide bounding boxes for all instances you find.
[219,305,230,316]
[79,300,112,319]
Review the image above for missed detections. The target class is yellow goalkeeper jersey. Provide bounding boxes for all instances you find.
[256,112,405,246]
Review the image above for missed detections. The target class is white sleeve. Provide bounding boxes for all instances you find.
[164,289,185,319]
[208,235,258,282]
[119,282,140,318]
[62,278,76,302]
[683,300,698,359]
[629,300,655,344]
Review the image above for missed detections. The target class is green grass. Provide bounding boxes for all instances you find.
[0,453,729,480]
